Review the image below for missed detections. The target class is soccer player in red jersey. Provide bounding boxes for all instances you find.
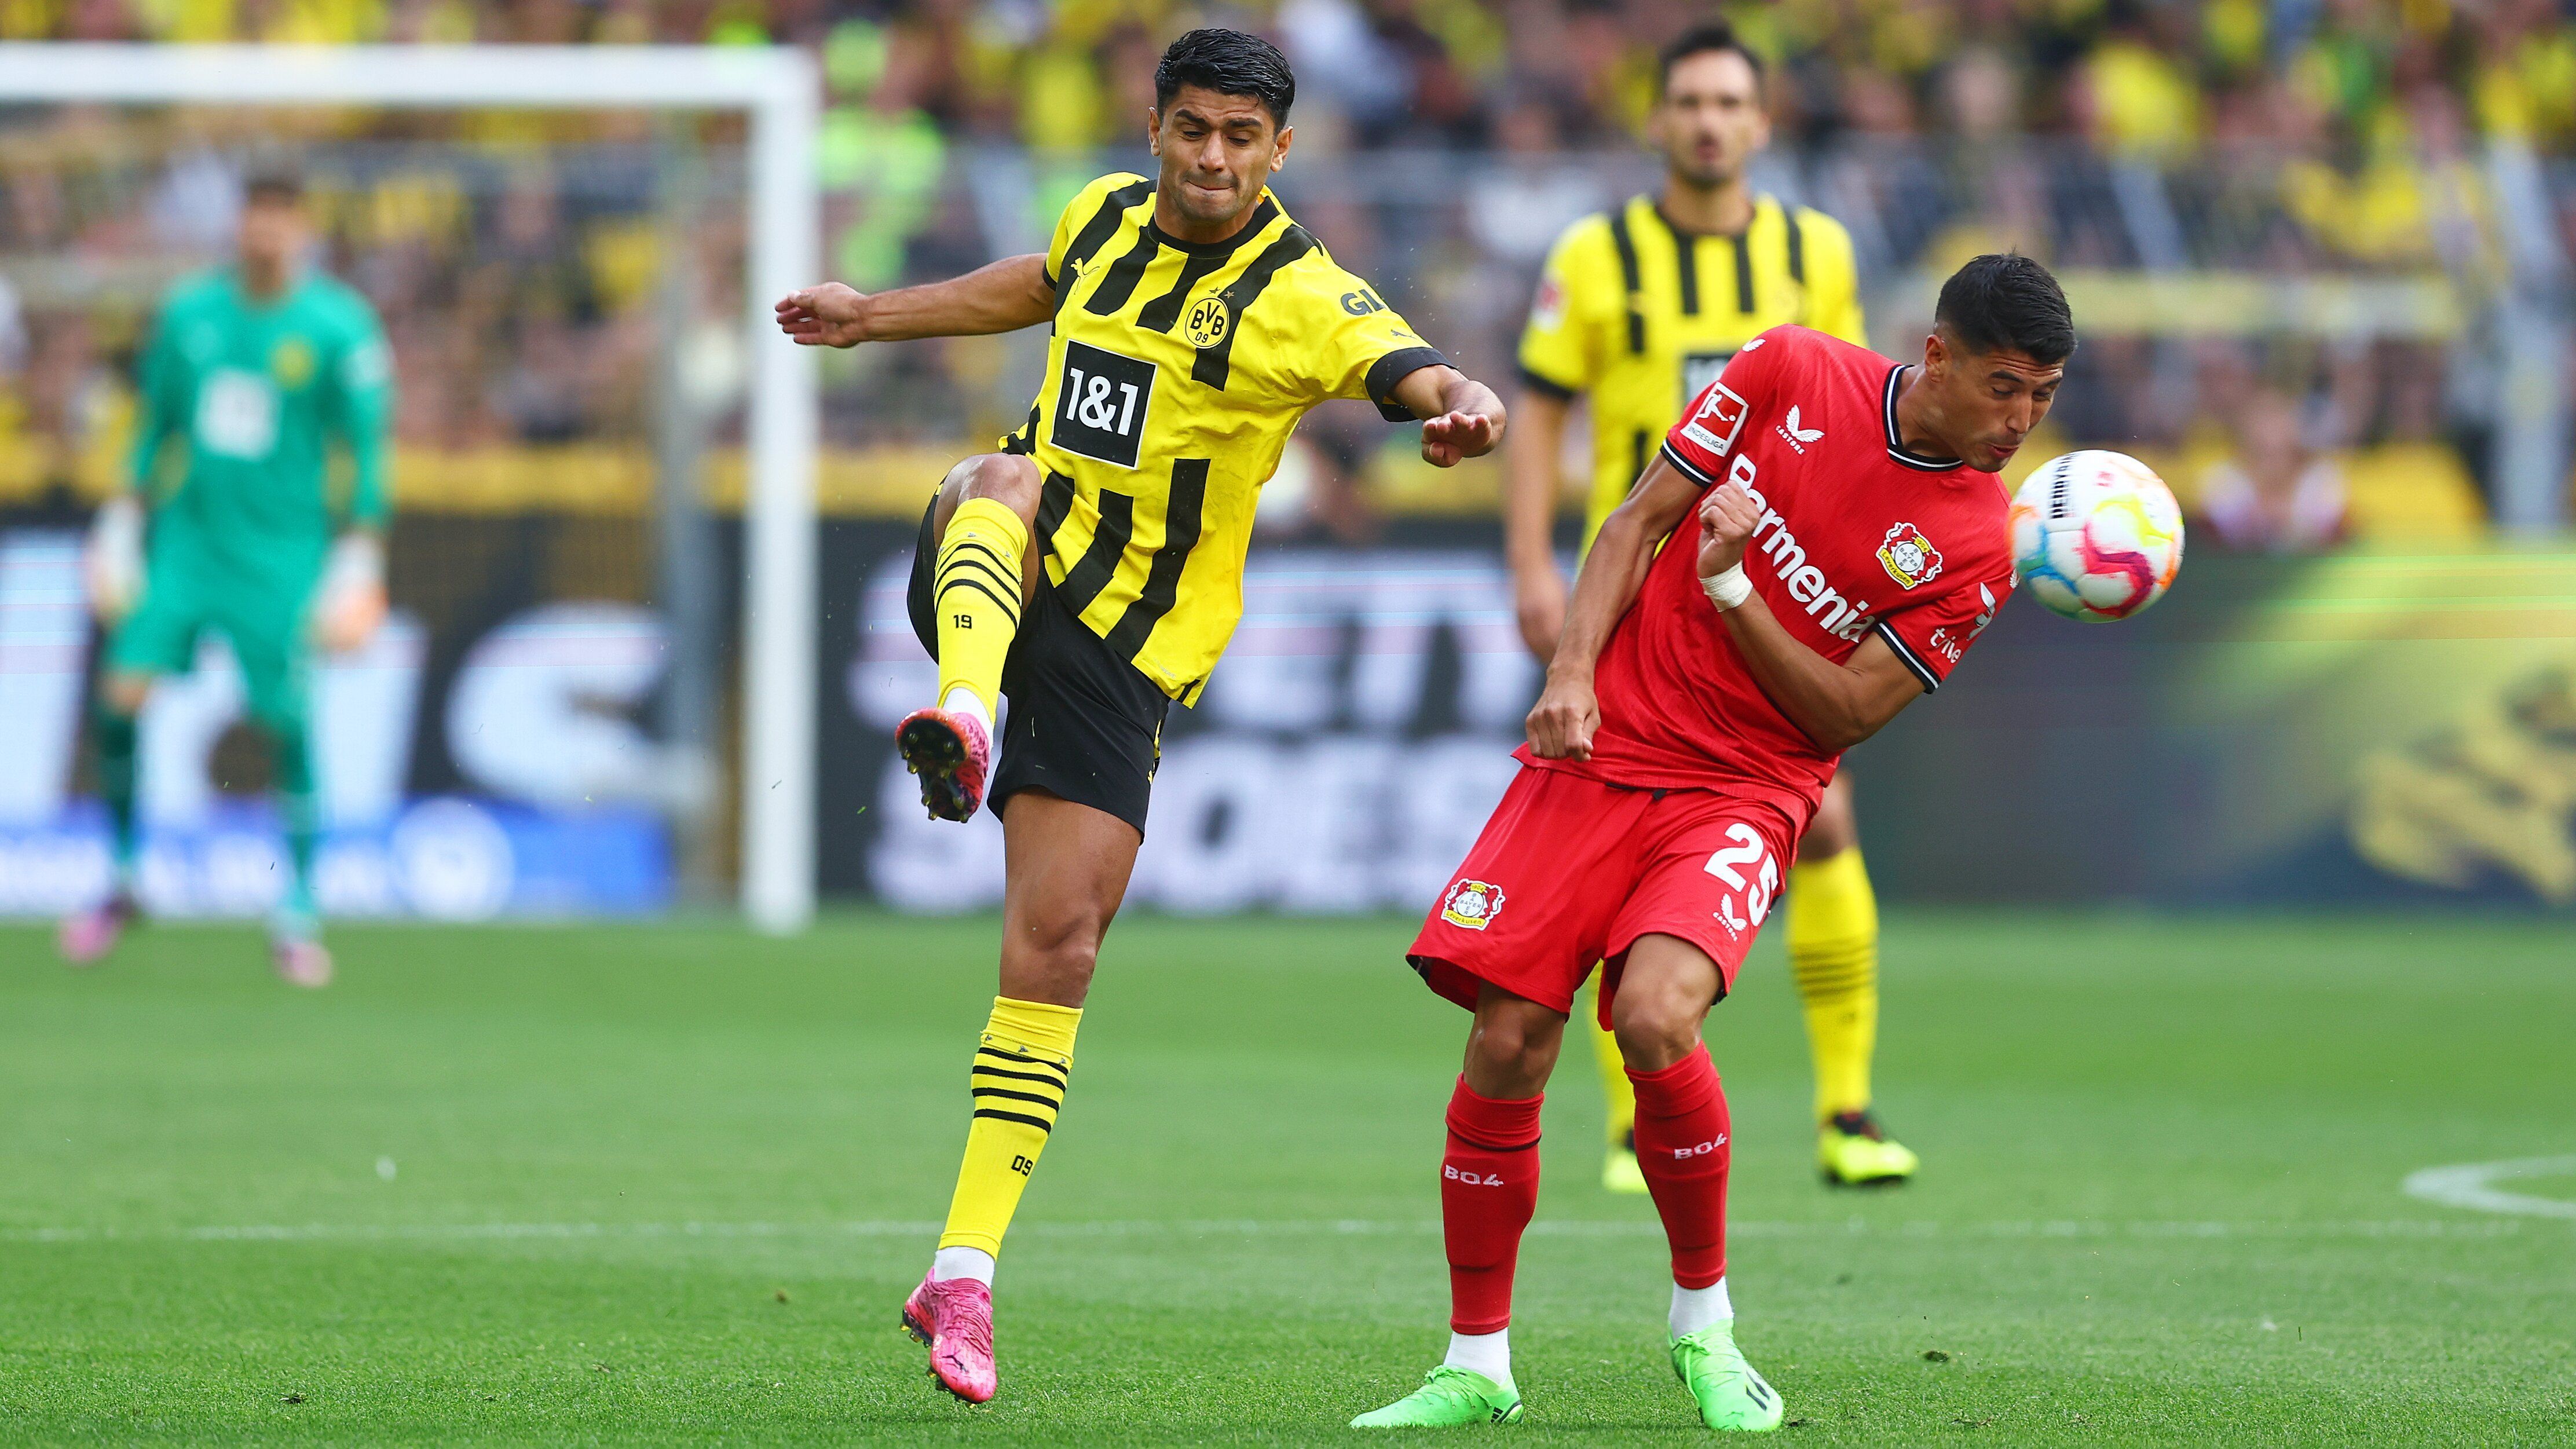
[1351,254,2072,1432]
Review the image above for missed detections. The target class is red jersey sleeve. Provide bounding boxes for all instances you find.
[1870,554,2015,693]
[1659,327,1794,484]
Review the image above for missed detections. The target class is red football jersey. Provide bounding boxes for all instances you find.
[1521,324,2017,825]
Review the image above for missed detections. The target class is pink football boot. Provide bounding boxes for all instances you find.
[894,707,993,823]
[57,892,139,967]
[271,936,334,989]
[901,1272,998,1403]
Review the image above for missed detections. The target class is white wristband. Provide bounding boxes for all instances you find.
[1702,564,1752,611]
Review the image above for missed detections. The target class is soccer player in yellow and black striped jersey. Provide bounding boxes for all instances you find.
[775,28,1505,1404]
[1505,21,1919,1195]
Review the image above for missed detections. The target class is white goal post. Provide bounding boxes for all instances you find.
[0,42,822,934]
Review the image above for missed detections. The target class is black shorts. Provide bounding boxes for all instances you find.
[908,499,1170,836]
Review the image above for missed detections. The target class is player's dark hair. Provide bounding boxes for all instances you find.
[1659,20,1764,96]
[1935,253,2076,365]
[241,160,303,205]
[1154,28,1296,129]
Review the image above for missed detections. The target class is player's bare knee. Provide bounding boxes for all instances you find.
[1799,810,1857,862]
[952,453,1042,521]
[1465,991,1564,1094]
[1609,991,1701,1074]
[1468,1018,1554,1077]
[1002,906,1107,1004]
[1802,777,1859,861]
[1023,931,1099,987]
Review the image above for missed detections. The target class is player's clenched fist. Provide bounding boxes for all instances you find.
[1525,671,1600,762]
[1696,483,1761,580]
[775,283,872,347]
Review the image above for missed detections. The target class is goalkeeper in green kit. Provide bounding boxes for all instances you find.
[59,166,393,987]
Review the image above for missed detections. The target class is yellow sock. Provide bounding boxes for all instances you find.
[938,995,1081,1257]
[1786,848,1880,1122]
[1587,979,1636,1148]
[933,497,1028,719]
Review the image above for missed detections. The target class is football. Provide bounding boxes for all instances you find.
[2010,449,2186,621]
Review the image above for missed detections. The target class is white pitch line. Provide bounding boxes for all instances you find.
[0,1217,2531,1245]
[2403,1155,2576,1220]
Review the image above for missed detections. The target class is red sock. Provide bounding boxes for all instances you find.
[1441,1075,1542,1334]
[1626,1046,1730,1289]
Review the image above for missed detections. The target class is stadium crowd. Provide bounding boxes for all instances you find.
[0,0,2568,536]
[6,0,2574,159]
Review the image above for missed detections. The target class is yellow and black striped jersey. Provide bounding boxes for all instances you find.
[1001,171,1448,703]
[1517,193,1865,548]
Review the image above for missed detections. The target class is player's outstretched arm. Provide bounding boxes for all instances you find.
[774,254,1055,347]
[1388,365,1506,468]
[1525,455,1702,760]
[1695,484,1922,751]
[1502,387,1571,661]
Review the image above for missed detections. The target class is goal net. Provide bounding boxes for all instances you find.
[0,44,820,931]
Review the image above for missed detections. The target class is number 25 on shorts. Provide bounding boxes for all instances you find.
[1704,823,1779,935]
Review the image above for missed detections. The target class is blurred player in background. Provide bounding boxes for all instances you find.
[1357,256,2068,1432]
[777,29,1505,1406]
[1507,22,1915,1192]
[59,164,394,987]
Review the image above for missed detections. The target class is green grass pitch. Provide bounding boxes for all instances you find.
[3,911,2571,1444]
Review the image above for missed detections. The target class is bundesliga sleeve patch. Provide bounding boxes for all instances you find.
[1677,382,1751,459]
[1529,275,1566,331]
[1876,522,1945,590]
[1440,879,1506,931]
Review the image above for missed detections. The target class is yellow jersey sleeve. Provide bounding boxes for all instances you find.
[1794,207,1868,347]
[1044,171,1151,291]
[1273,258,1451,420]
[1517,218,1618,398]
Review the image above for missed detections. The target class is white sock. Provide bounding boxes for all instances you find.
[930,1246,994,1286]
[1670,1278,1733,1339]
[941,686,993,736]
[1443,1328,1512,1386]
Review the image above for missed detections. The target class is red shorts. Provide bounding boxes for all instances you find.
[1408,765,1802,1027]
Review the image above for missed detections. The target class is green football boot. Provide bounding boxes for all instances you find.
[1670,1322,1785,1432]
[1603,1130,1648,1195]
[1818,1110,1918,1187]
[1351,1365,1524,1428]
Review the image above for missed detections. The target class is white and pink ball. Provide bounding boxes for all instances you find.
[2010,450,2185,623]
